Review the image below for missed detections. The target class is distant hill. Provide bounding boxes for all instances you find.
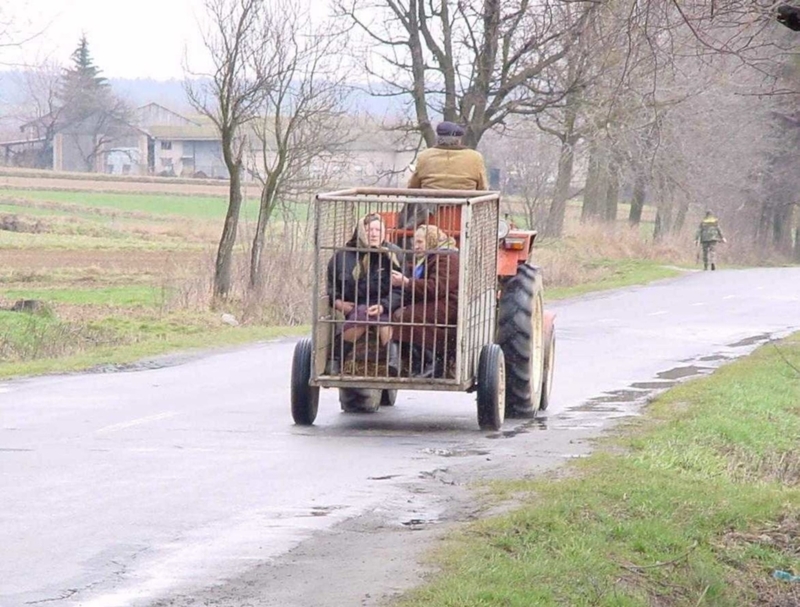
[110,78,195,113]
[0,70,407,126]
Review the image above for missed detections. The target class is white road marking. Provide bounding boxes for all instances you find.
[96,412,178,434]
[647,310,668,316]
[0,384,9,394]
[722,295,736,300]
[692,302,707,307]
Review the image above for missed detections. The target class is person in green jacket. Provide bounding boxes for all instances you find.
[695,211,727,271]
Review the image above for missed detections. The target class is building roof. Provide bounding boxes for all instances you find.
[147,123,220,141]
[136,103,201,127]
[0,136,47,147]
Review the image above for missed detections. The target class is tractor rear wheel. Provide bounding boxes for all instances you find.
[339,388,381,413]
[497,264,545,418]
[539,324,556,411]
[291,338,320,425]
[476,344,506,431]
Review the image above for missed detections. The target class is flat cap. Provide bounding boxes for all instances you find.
[436,121,465,137]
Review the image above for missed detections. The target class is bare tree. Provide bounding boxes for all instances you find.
[482,125,559,230]
[247,2,351,290]
[7,63,62,167]
[187,0,276,300]
[336,0,594,149]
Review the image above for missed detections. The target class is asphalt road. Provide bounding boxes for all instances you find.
[2,267,799,607]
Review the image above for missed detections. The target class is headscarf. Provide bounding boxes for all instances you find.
[414,224,458,277]
[349,214,399,280]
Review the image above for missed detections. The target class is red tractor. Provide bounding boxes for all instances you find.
[291,188,555,429]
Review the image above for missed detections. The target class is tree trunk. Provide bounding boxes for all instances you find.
[603,159,619,223]
[673,198,689,234]
[544,133,578,237]
[581,140,608,222]
[214,156,243,300]
[794,228,800,263]
[773,203,794,254]
[629,172,646,226]
[250,174,280,289]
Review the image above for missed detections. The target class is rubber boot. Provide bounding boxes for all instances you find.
[327,341,352,375]
[711,263,716,271]
[416,348,436,379]
[386,342,401,376]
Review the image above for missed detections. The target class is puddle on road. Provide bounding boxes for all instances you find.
[658,365,710,380]
[421,447,490,457]
[727,333,771,348]
[586,389,645,403]
[401,517,438,528]
[630,381,678,390]
[698,354,729,362]
[486,417,547,440]
[550,357,736,432]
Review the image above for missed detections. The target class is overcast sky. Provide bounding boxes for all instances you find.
[3,0,331,80]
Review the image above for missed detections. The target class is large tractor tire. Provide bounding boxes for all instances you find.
[476,344,506,431]
[497,264,545,418]
[339,387,381,413]
[291,338,320,425]
[539,318,556,411]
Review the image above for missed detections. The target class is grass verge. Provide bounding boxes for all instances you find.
[398,335,800,607]
[0,310,309,379]
[545,259,686,301]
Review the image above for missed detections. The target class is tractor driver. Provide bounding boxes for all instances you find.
[399,121,489,230]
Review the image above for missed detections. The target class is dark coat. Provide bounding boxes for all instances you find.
[395,251,460,357]
[327,247,402,313]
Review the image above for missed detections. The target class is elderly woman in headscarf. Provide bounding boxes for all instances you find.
[390,224,459,378]
[327,213,402,374]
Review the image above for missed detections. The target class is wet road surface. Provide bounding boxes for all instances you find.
[2,267,800,606]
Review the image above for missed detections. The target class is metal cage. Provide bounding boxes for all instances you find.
[311,187,500,392]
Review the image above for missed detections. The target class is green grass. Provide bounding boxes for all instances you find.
[0,189,234,219]
[0,201,179,225]
[546,259,686,300]
[0,308,309,378]
[0,188,310,222]
[1,285,164,307]
[0,229,201,250]
[398,336,800,607]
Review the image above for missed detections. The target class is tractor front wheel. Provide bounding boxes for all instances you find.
[291,338,320,425]
[476,344,506,431]
[539,322,556,411]
[497,264,545,418]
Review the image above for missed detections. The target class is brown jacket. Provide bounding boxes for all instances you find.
[395,252,460,357]
[407,147,488,190]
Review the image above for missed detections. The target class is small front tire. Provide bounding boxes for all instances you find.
[476,344,506,431]
[291,338,319,425]
[539,325,556,411]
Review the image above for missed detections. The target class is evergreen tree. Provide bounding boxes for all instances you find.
[58,35,112,122]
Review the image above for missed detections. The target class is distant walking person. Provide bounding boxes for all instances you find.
[695,211,726,271]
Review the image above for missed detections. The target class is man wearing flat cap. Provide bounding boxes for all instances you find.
[407,121,488,190]
[400,121,489,230]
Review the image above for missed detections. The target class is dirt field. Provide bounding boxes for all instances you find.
[0,168,261,198]
[0,249,205,272]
